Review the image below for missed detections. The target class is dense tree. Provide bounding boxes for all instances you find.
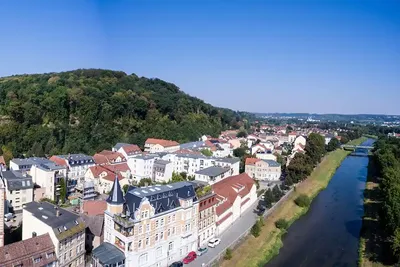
[236,130,248,138]
[272,185,283,201]
[305,133,326,165]
[0,69,254,157]
[233,147,247,158]
[264,188,275,208]
[138,178,153,187]
[327,137,341,152]
[286,153,313,183]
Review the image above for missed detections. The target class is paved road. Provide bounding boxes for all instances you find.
[187,200,260,267]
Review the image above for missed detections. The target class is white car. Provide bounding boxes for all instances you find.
[208,238,221,248]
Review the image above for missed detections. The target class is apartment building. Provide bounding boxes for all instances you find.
[152,159,173,183]
[1,170,34,212]
[0,233,57,267]
[30,161,67,202]
[127,154,160,182]
[10,157,49,173]
[22,202,86,267]
[144,138,180,153]
[103,177,199,267]
[212,173,257,234]
[194,166,233,185]
[49,154,95,189]
[197,191,217,246]
[245,158,282,181]
[0,178,5,247]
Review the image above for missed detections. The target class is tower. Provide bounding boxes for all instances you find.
[106,175,125,215]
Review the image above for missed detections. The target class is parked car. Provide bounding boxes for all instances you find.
[197,247,208,256]
[208,238,221,248]
[169,261,183,267]
[182,251,197,264]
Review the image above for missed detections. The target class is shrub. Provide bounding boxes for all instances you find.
[275,218,289,230]
[294,194,311,207]
[251,221,262,237]
[224,248,233,260]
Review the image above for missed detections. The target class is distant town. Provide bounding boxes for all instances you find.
[0,119,375,267]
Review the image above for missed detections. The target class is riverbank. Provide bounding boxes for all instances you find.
[358,155,394,267]
[220,137,367,267]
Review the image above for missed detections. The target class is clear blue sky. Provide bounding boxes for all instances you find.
[1,0,399,115]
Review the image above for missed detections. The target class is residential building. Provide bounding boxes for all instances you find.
[212,173,257,234]
[22,202,86,267]
[10,157,49,173]
[92,242,126,267]
[127,154,160,182]
[194,166,232,185]
[1,170,34,212]
[245,158,282,181]
[0,233,57,267]
[294,135,307,148]
[144,138,180,153]
[30,161,67,202]
[0,178,5,247]
[197,191,217,246]
[152,159,173,183]
[49,154,95,189]
[103,178,199,267]
[228,139,242,150]
[255,151,277,161]
[85,166,129,194]
[118,144,142,159]
[288,132,297,143]
[93,150,126,165]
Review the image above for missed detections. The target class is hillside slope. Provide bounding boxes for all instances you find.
[0,69,249,159]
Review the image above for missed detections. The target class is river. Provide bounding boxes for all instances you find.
[266,139,375,267]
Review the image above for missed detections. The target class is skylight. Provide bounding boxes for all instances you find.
[133,192,141,196]
[142,190,148,193]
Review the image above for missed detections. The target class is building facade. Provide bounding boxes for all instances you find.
[22,202,86,267]
[1,170,34,212]
[144,138,180,153]
[103,178,199,267]
[197,192,217,246]
[245,158,282,181]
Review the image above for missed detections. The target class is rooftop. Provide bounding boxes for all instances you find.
[10,157,49,167]
[195,166,231,177]
[1,170,33,190]
[145,138,180,147]
[92,242,125,265]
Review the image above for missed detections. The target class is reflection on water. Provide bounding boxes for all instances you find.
[265,139,374,267]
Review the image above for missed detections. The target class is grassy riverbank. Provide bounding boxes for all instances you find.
[220,137,367,267]
[358,155,394,267]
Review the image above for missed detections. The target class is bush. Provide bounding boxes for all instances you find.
[294,194,311,207]
[251,221,262,237]
[275,218,289,230]
[224,248,233,260]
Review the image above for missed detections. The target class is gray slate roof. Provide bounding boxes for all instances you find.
[113,143,131,151]
[55,154,94,166]
[106,176,125,205]
[180,141,205,150]
[124,182,197,220]
[92,242,125,265]
[10,157,49,169]
[195,166,230,177]
[1,170,33,190]
[262,159,281,167]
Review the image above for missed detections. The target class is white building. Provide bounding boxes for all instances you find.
[127,154,160,182]
[255,152,277,161]
[103,178,199,267]
[245,158,282,181]
[1,170,34,212]
[30,161,67,202]
[10,157,49,173]
[144,138,180,153]
[194,166,232,185]
[294,135,306,148]
[212,173,257,234]
[22,202,86,267]
[152,159,174,183]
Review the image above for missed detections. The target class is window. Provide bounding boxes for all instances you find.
[145,237,149,245]
[172,214,175,222]
[172,227,176,235]
[160,218,164,226]
[146,223,150,232]
[155,233,158,242]
[168,241,174,251]
[69,250,72,257]
[138,225,143,234]
[34,257,41,263]
[156,246,162,257]
[156,220,159,228]
[139,253,148,266]
[160,231,164,240]
[168,228,171,236]
[167,216,171,224]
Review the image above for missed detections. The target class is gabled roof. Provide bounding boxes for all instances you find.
[212,173,255,216]
[245,158,280,167]
[1,170,34,190]
[88,165,124,182]
[82,200,107,216]
[93,150,126,164]
[145,138,179,147]
[245,158,259,165]
[106,176,125,205]
[113,143,131,151]
[120,144,142,156]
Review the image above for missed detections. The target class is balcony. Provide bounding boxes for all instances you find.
[114,214,135,228]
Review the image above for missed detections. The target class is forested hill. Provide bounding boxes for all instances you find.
[0,69,250,159]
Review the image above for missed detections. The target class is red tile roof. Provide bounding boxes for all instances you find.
[93,150,126,165]
[82,200,107,216]
[212,173,255,216]
[145,138,179,147]
[245,158,260,165]
[88,165,124,182]
[120,144,142,155]
[49,155,67,166]
[204,140,217,151]
[0,233,56,267]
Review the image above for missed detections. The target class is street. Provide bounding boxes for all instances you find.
[187,200,260,267]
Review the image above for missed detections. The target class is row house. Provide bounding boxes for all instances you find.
[93,150,126,165]
[144,138,180,153]
[22,202,86,267]
[50,154,95,190]
[102,178,199,267]
[0,233,57,267]
[212,173,257,234]
[1,170,34,212]
[245,158,282,181]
